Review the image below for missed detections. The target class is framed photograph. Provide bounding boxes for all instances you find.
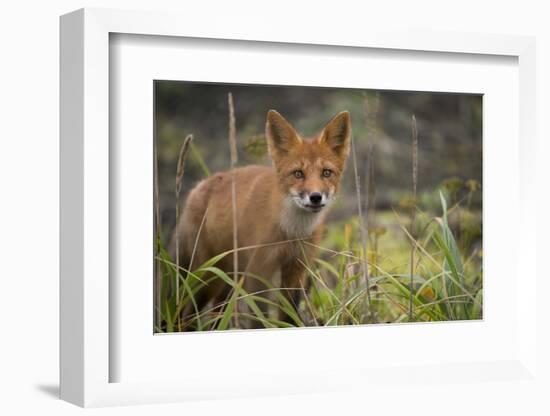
[60,8,538,408]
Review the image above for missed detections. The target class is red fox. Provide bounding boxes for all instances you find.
[170,110,351,327]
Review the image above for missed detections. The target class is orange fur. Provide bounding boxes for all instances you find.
[170,110,351,327]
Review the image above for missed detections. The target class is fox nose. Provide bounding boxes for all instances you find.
[309,192,323,205]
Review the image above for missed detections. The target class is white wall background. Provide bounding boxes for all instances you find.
[0,1,548,414]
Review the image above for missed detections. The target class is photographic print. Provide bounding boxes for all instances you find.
[154,82,482,333]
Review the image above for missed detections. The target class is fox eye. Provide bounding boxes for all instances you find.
[293,170,304,179]
[322,169,332,178]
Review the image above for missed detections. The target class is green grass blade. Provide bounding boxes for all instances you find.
[189,142,211,177]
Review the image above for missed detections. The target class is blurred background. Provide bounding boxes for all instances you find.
[155,81,482,247]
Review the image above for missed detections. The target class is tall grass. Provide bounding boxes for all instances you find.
[155,189,482,332]
[350,132,373,323]
[227,92,241,328]
[174,134,193,331]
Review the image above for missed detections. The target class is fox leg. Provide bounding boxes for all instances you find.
[238,247,274,329]
[279,259,308,326]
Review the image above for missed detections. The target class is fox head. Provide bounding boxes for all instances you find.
[265,110,351,215]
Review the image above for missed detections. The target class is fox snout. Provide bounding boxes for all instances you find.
[308,192,323,206]
[294,191,330,213]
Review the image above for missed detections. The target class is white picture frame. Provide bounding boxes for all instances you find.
[60,7,538,408]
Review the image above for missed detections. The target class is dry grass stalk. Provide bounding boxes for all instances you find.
[365,144,376,269]
[364,95,380,324]
[350,133,372,323]
[409,114,418,321]
[228,92,239,327]
[175,134,193,329]
[365,144,375,229]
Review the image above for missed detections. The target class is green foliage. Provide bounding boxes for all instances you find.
[155,186,482,332]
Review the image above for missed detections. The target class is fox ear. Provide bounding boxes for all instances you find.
[265,110,302,159]
[319,111,351,159]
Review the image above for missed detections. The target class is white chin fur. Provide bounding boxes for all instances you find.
[280,196,329,238]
